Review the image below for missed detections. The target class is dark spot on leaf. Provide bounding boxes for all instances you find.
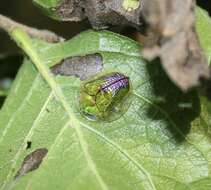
[51,53,103,80]
[9,149,12,153]
[26,141,32,149]
[14,148,48,179]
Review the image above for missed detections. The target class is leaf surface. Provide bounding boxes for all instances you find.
[0,9,211,189]
[196,7,211,64]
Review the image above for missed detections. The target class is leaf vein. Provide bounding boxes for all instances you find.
[80,122,157,190]
[0,91,53,190]
[0,75,40,145]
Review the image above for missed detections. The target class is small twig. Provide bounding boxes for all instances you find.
[0,14,64,43]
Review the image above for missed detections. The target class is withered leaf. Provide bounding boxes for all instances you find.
[56,0,86,21]
[141,0,210,91]
[53,0,143,29]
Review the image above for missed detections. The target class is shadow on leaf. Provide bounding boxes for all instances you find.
[145,59,200,142]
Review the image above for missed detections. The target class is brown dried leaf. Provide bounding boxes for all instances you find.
[55,0,143,29]
[141,0,210,91]
[56,0,86,21]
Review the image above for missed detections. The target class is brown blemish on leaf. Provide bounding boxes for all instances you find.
[141,0,210,91]
[51,53,103,80]
[14,148,48,179]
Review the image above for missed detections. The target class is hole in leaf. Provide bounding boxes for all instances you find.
[51,53,103,80]
[26,141,32,149]
[14,148,48,179]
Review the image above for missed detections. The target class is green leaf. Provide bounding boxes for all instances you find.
[33,0,65,21]
[0,28,211,190]
[196,7,211,64]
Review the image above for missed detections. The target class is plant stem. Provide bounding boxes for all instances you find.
[0,14,64,43]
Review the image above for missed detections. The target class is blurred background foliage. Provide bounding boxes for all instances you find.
[0,0,210,106]
[0,0,210,53]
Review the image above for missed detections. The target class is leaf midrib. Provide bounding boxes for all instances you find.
[11,28,109,190]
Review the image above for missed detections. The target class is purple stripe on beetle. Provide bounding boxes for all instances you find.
[101,73,129,95]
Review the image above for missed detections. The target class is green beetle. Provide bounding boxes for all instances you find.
[79,72,132,121]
